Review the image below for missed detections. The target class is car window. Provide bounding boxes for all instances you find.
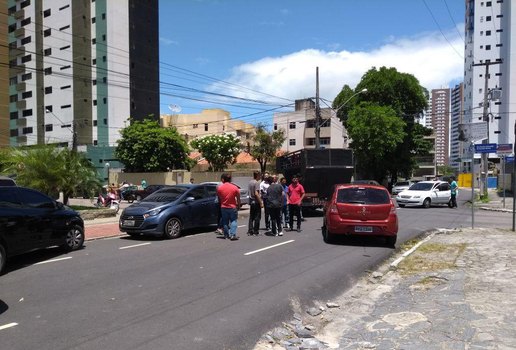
[395,181,409,186]
[143,187,187,202]
[18,188,55,209]
[205,185,217,197]
[0,188,22,208]
[0,178,16,186]
[409,182,433,191]
[439,183,450,191]
[187,187,206,200]
[337,188,390,205]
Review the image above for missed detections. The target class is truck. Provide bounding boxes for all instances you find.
[276,148,354,211]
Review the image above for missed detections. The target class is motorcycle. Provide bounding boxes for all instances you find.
[96,191,120,214]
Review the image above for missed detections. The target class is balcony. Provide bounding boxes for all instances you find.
[16,118,27,127]
[10,46,25,59]
[16,135,27,144]
[14,27,25,38]
[14,9,24,20]
[16,100,26,109]
[10,64,25,75]
[15,82,26,91]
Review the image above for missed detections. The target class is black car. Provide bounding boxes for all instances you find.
[119,183,219,239]
[0,187,85,274]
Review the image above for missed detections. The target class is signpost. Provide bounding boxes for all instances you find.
[474,143,497,153]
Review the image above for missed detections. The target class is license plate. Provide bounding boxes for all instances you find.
[123,220,135,227]
[355,226,373,233]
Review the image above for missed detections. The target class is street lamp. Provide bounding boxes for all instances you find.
[105,162,110,186]
[333,88,368,114]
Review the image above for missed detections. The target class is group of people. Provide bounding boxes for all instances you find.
[215,171,306,241]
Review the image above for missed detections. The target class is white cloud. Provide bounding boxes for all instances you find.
[213,29,464,103]
[160,37,179,46]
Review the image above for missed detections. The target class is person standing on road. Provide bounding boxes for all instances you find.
[260,174,271,230]
[450,176,458,208]
[217,173,241,240]
[266,176,285,236]
[248,171,263,235]
[287,175,305,232]
[280,177,289,229]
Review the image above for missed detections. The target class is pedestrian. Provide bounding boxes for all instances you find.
[287,175,305,232]
[267,176,285,236]
[280,177,289,228]
[190,178,195,184]
[450,176,458,208]
[141,178,147,190]
[247,171,263,235]
[217,173,241,240]
[214,176,224,236]
[260,174,271,230]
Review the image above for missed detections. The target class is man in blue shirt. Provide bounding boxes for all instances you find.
[450,176,458,208]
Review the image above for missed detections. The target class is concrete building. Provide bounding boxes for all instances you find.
[0,0,8,148]
[273,99,348,153]
[449,83,464,170]
[429,88,450,167]
[161,108,256,144]
[7,0,159,177]
[463,0,515,160]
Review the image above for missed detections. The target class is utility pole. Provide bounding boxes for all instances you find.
[472,60,502,198]
[314,67,321,149]
[72,122,78,152]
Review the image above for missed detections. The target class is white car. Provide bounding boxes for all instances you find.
[396,181,452,208]
[391,180,414,195]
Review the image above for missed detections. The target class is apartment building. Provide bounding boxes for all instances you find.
[0,0,8,148]
[449,83,464,170]
[6,0,159,173]
[273,99,348,153]
[429,88,450,167]
[463,0,515,159]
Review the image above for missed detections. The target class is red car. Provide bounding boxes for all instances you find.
[322,184,398,246]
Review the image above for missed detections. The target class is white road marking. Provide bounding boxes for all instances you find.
[0,323,18,331]
[119,242,151,250]
[34,257,72,265]
[238,225,246,228]
[244,240,295,256]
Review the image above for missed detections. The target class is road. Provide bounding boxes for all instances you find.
[0,196,512,350]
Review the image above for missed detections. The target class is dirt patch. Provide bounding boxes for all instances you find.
[397,242,466,275]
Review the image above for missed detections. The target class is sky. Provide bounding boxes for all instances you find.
[158,0,465,128]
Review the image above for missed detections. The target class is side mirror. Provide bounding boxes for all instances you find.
[55,201,64,209]
[183,196,195,203]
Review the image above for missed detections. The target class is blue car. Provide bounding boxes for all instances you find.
[119,184,219,239]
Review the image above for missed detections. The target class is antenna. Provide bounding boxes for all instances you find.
[168,104,182,113]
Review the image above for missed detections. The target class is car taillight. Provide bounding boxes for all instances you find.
[329,203,338,214]
[390,201,397,213]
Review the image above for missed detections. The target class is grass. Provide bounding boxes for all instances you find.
[397,242,467,275]
[70,205,98,211]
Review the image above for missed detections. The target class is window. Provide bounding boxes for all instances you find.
[59,4,70,10]
[61,124,71,128]
[21,17,31,27]
[92,17,96,24]
[204,123,208,131]
[8,23,16,33]
[45,124,53,132]
[10,111,18,120]
[44,67,52,75]
[44,48,52,56]
[92,79,97,85]
[61,85,71,90]
[21,36,31,45]
[22,127,33,134]
[289,122,296,129]
[102,13,106,20]
[486,16,492,21]
[21,72,32,81]
[43,9,51,17]
[45,86,52,94]
[10,129,18,137]
[102,56,106,62]
[8,6,16,15]
[10,95,18,103]
[22,91,32,99]
[20,1,31,9]
[43,28,51,37]
[92,38,96,44]
[486,30,491,36]
[289,139,296,146]
[60,45,70,50]
[103,98,107,104]
[93,120,97,126]
[19,188,55,209]
[486,45,491,50]
[46,105,53,112]
[486,1,492,5]
[60,65,71,70]
[59,25,70,31]
[61,105,71,109]
[102,34,106,41]
[93,100,97,106]
[102,77,107,83]
[22,109,32,117]
[92,59,96,65]
[274,123,277,130]
[193,124,198,129]
[21,55,32,63]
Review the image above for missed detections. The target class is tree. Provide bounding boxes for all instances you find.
[347,102,406,182]
[247,125,286,174]
[115,119,191,172]
[332,84,356,126]
[190,134,242,171]
[2,146,102,204]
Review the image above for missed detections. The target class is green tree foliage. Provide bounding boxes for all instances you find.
[247,124,286,174]
[190,134,241,171]
[115,119,191,172]
[347,103,406,181]
[332,84,356,126]
[2,146,102,204]
[334,66,432,184]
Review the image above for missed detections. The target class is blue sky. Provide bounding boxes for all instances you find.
[158,0,465,127]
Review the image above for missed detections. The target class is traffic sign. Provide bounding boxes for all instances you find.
[497,144,513,155]
[506,156,514,163]
[474,143,497,153]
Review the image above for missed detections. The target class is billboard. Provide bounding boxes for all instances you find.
[458,122,488,142]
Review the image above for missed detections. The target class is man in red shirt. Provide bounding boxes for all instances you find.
[287,175,305,232]
[217,173,241,240]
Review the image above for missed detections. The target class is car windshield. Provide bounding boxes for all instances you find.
[409,182,434,191]
[143,187,188,202]
[337,188,390,205]
[395,181,410,187]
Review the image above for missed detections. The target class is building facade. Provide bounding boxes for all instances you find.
[7,0,159,168]
[449,83,464,170]
[463,0,515,159]
[273,99,349,153]
[429,88,450,167]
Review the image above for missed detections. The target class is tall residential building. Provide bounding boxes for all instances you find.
[0,0,8,148]
[449,83,464,170]
[424,94,433,129]
[7,0,159,173]
[429,88,450,167]
[464,0,515,158]
[273,99,349,153]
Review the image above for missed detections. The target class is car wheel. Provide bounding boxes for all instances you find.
[163,217,182,239]
[422,198,431,208]
[63,225,84,252]
[398,204,405,208]
[0,244,6,275]
[322,225,334,244]
[385,236,397,248]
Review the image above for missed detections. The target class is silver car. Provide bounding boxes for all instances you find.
[391,180,414,195]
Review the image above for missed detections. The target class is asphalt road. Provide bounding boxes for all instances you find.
[0,196,512,350]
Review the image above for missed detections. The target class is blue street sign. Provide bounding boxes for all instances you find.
[506,156,514,163]
[474,143,497,153]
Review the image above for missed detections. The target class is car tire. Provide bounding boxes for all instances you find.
[422,198,431,208]
[385,236,397,248]
[63,225,85,252]
[0,244,6,275]
[322,225,334,244]
[163,217,182,239]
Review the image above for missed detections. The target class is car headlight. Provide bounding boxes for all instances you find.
[143,208,163,219]
[413,196,420,199]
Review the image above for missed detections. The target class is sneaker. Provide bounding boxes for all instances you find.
[230,236,239,241]
[215,228,224,235]
[278,231,283,236]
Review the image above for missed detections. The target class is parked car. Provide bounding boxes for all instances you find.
[119,183,219,239]
[391,180,414,195]
[351,180,381,186]
[122,184,170,201]
[0,176,16,187]
[201,181,249,209]
[0,187,85,274]
[322,184,398,246]
[396,181,451,208]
